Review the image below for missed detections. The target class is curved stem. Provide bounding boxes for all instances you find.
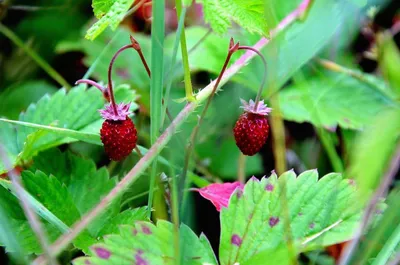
[75,79,105,92]
[180,41,238,216]
[108,44,134,115]
[238,46,267,110]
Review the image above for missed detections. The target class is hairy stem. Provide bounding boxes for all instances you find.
[0,23,70,90]
[237,46,267,110]
[180,41,238,211]
[108,44,133,115]
[33,1,313,262]
[175,0,195,102]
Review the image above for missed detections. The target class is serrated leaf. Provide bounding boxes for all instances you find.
[278,74,398,129]
[219,170,362,265]
[31,149,120,236]
[0,84,137,174]
[0,81,57,120]
[98,207,149,236]
[85,0,135,40]
[92,0,114,18]
[73,221,218,265]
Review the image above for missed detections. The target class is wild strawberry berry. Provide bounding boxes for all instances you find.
[233,99,272,156]
[99,103,137,161]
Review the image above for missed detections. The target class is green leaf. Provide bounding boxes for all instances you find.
[92,0,114,18]
[348,108,400,197]
[0,84,137,174]
[82,29,152,90]
[199,0,301,36]
[31,149,120,236]
[349,188,400,265]
[0,81,57,120]
[98,207,149,236]
[377,32,400,97]
[219,170,362,265]
[73,221,218,265]
[278,73,398,129]
[85,0,135,40]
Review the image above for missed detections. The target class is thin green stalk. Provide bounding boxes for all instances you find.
[147,0,165,219]
[175,0,195,102]
[161,7,187,127]
[238,153,246,183]
[168,151,180,265]
[33,2,312,262]
[372,223,400,265]
[0,23,70,90]
[317,128,344,172]
[270,94,287,175]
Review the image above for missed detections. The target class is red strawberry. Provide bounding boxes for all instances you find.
[233,99,272,156]
[99,103,137,161]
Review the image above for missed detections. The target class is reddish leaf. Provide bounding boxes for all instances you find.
[194,182,244,211]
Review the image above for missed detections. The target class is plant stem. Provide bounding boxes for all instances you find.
[0,145,59,265]
[180,41,238,211]
[83,29,123,79]
[130,36,151,77]
[237,46,267,110]
[147,0,165,219]
[175,0,195,102]
[270,95,287,175]
[238,153,246,183]
[372,222,400,265]
[33,1,313,262]
[339,144,400,265]
[0,23,70,90]
[161,6,187,127]
[108,44,133,115]
[317,128,344,173]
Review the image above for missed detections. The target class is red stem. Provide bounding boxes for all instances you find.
[108,44,134,115]
[237,46,267,111]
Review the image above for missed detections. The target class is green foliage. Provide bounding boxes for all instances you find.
[348,108,400,197]
[278,73,398,129]
[219,170,362,265]
[0,81,57,120]
[73,221,218,265]
[86,0,135,40]
[349,188,400,265]
[377,32,400,96]
[0,84,137,174]
[0,149,148,254]
[199,0,302,36]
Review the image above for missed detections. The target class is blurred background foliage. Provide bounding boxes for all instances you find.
[0,0,400,264]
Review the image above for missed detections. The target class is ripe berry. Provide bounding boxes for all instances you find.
[233,99,272,156]
[99,103,137,161]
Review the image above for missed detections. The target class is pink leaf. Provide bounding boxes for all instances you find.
[195,182,244,211]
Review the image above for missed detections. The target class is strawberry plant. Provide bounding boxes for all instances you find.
[0,0,399,264]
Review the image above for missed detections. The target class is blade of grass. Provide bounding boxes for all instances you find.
[371,223,400,265]
[161,6,187,127]
[175,0,195,102]
[317,128,344,172]
[147,0,167,220]
[33,2,312,263]
[0,23,70,90]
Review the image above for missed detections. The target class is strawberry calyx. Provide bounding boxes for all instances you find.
[99,102,132,121]
[240,99,272,116]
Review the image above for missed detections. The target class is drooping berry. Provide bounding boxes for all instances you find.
[233,99,272,156]
[99,103,137,161]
